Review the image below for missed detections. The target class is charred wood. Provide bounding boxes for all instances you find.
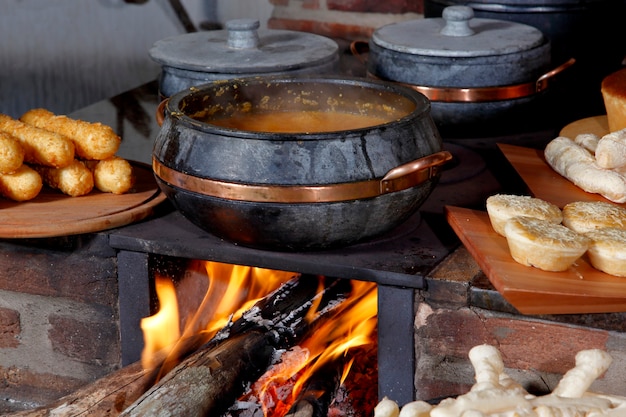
[285,359,343,417]
[121,276,353,416]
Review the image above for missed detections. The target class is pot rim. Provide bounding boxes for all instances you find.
[163,75,433,140]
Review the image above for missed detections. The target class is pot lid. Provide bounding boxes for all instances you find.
[149,19,339,73]
[371,6,546,58]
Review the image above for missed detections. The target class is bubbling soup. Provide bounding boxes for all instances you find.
[205,110,393,133]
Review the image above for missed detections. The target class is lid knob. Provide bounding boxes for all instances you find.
[440,6,475,37]
[226,19,260,49]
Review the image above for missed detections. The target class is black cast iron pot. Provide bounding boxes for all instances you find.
[153,76,450,251]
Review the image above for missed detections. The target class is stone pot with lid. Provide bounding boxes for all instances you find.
[366,6,574,137]
[149,19,340,98]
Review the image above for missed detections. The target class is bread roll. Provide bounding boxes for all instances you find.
[0,164,43,201]
[594,129,626,169]
[0,131,24,174]
[503,216,590,272]
[562,201,626,234]
[84,157,134,194]
[586,228,626,277]
[20,108,121,160]
[601,67,626,133]
[486,194,562,236]
[544,136,626,203]
[32,159,94,197]
[0,114,74,168]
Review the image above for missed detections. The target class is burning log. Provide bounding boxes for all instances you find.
[284,359,343,417]
[121,276,352,417]
[7,361,152,417]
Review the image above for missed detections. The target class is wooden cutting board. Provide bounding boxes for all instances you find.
[497,143,615,208]
[0,161,166,238]
[446,206,626,315]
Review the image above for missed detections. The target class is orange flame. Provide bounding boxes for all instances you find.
[140,261,378,416]
[141,260,295,371]
[255,280,377,415]
[140,276,180,369]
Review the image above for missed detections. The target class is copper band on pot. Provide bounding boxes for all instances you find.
[367,58,575,103]
[153,151,452,203]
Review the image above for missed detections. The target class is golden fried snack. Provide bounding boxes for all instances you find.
[0,164,43,201]
[21,108,120,160]
[84,157,134,194]
[0,131,25,174]
[0,114,74,168]
[32,159,94,197]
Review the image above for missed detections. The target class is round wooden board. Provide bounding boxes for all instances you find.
[559,115,609,139]
[0,161,166,238]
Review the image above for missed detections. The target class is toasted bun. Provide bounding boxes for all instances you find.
[586,227,626,277]
[486,194,562,236]
[504,216,590,272]
[601,68,626,133]
[562,201,626,234]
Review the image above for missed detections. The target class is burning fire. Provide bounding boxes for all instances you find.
[141,260,377,415]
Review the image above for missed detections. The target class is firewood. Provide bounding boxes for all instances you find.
[6,361,152,417]
[121,276,352,417]
[285,359,342,417]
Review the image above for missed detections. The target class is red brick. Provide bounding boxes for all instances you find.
[0,307,20,348]
[417,307,609,374]
[302,0,320,9]
[0,249,118,307]
[327,0,423,14]
[48,314,120,368]
[269,18,374,40]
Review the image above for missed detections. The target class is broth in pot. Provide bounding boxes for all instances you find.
[203,111,393,133]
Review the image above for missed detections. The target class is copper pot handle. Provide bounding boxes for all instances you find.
[153,150,452,203]
[373,58,576,102]
[350,40,369,65]
[380,150,452,194]
[156,98,168,127]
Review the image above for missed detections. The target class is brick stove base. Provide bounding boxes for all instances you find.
[418,247,626,402]
[0,235,122,412]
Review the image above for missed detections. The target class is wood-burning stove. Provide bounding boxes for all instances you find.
[109,204,457,406]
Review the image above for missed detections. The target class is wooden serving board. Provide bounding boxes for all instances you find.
[446,206,626,315]
[0,161,166,238]
[497,143,615,208]
[559,115,609,139]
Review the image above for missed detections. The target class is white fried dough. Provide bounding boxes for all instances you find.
[595,128,626,169]
[21,108,121,160]
[85,157,134,194]
[552,349,612,398]
[574,132,599,154]
[0,164,42,201]
[486,194,562,236]
[544,136,626,203]
[585,227,626,277]
[374,397,400,417]
[504,216,590,271]
[0,114,74,168]
[0,131,25,174]
[562,201,626,234]
[32,159,94,197]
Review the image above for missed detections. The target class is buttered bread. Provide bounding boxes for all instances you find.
[503,216,590,272]
[562,201,626,234]
[486,194,562,236]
